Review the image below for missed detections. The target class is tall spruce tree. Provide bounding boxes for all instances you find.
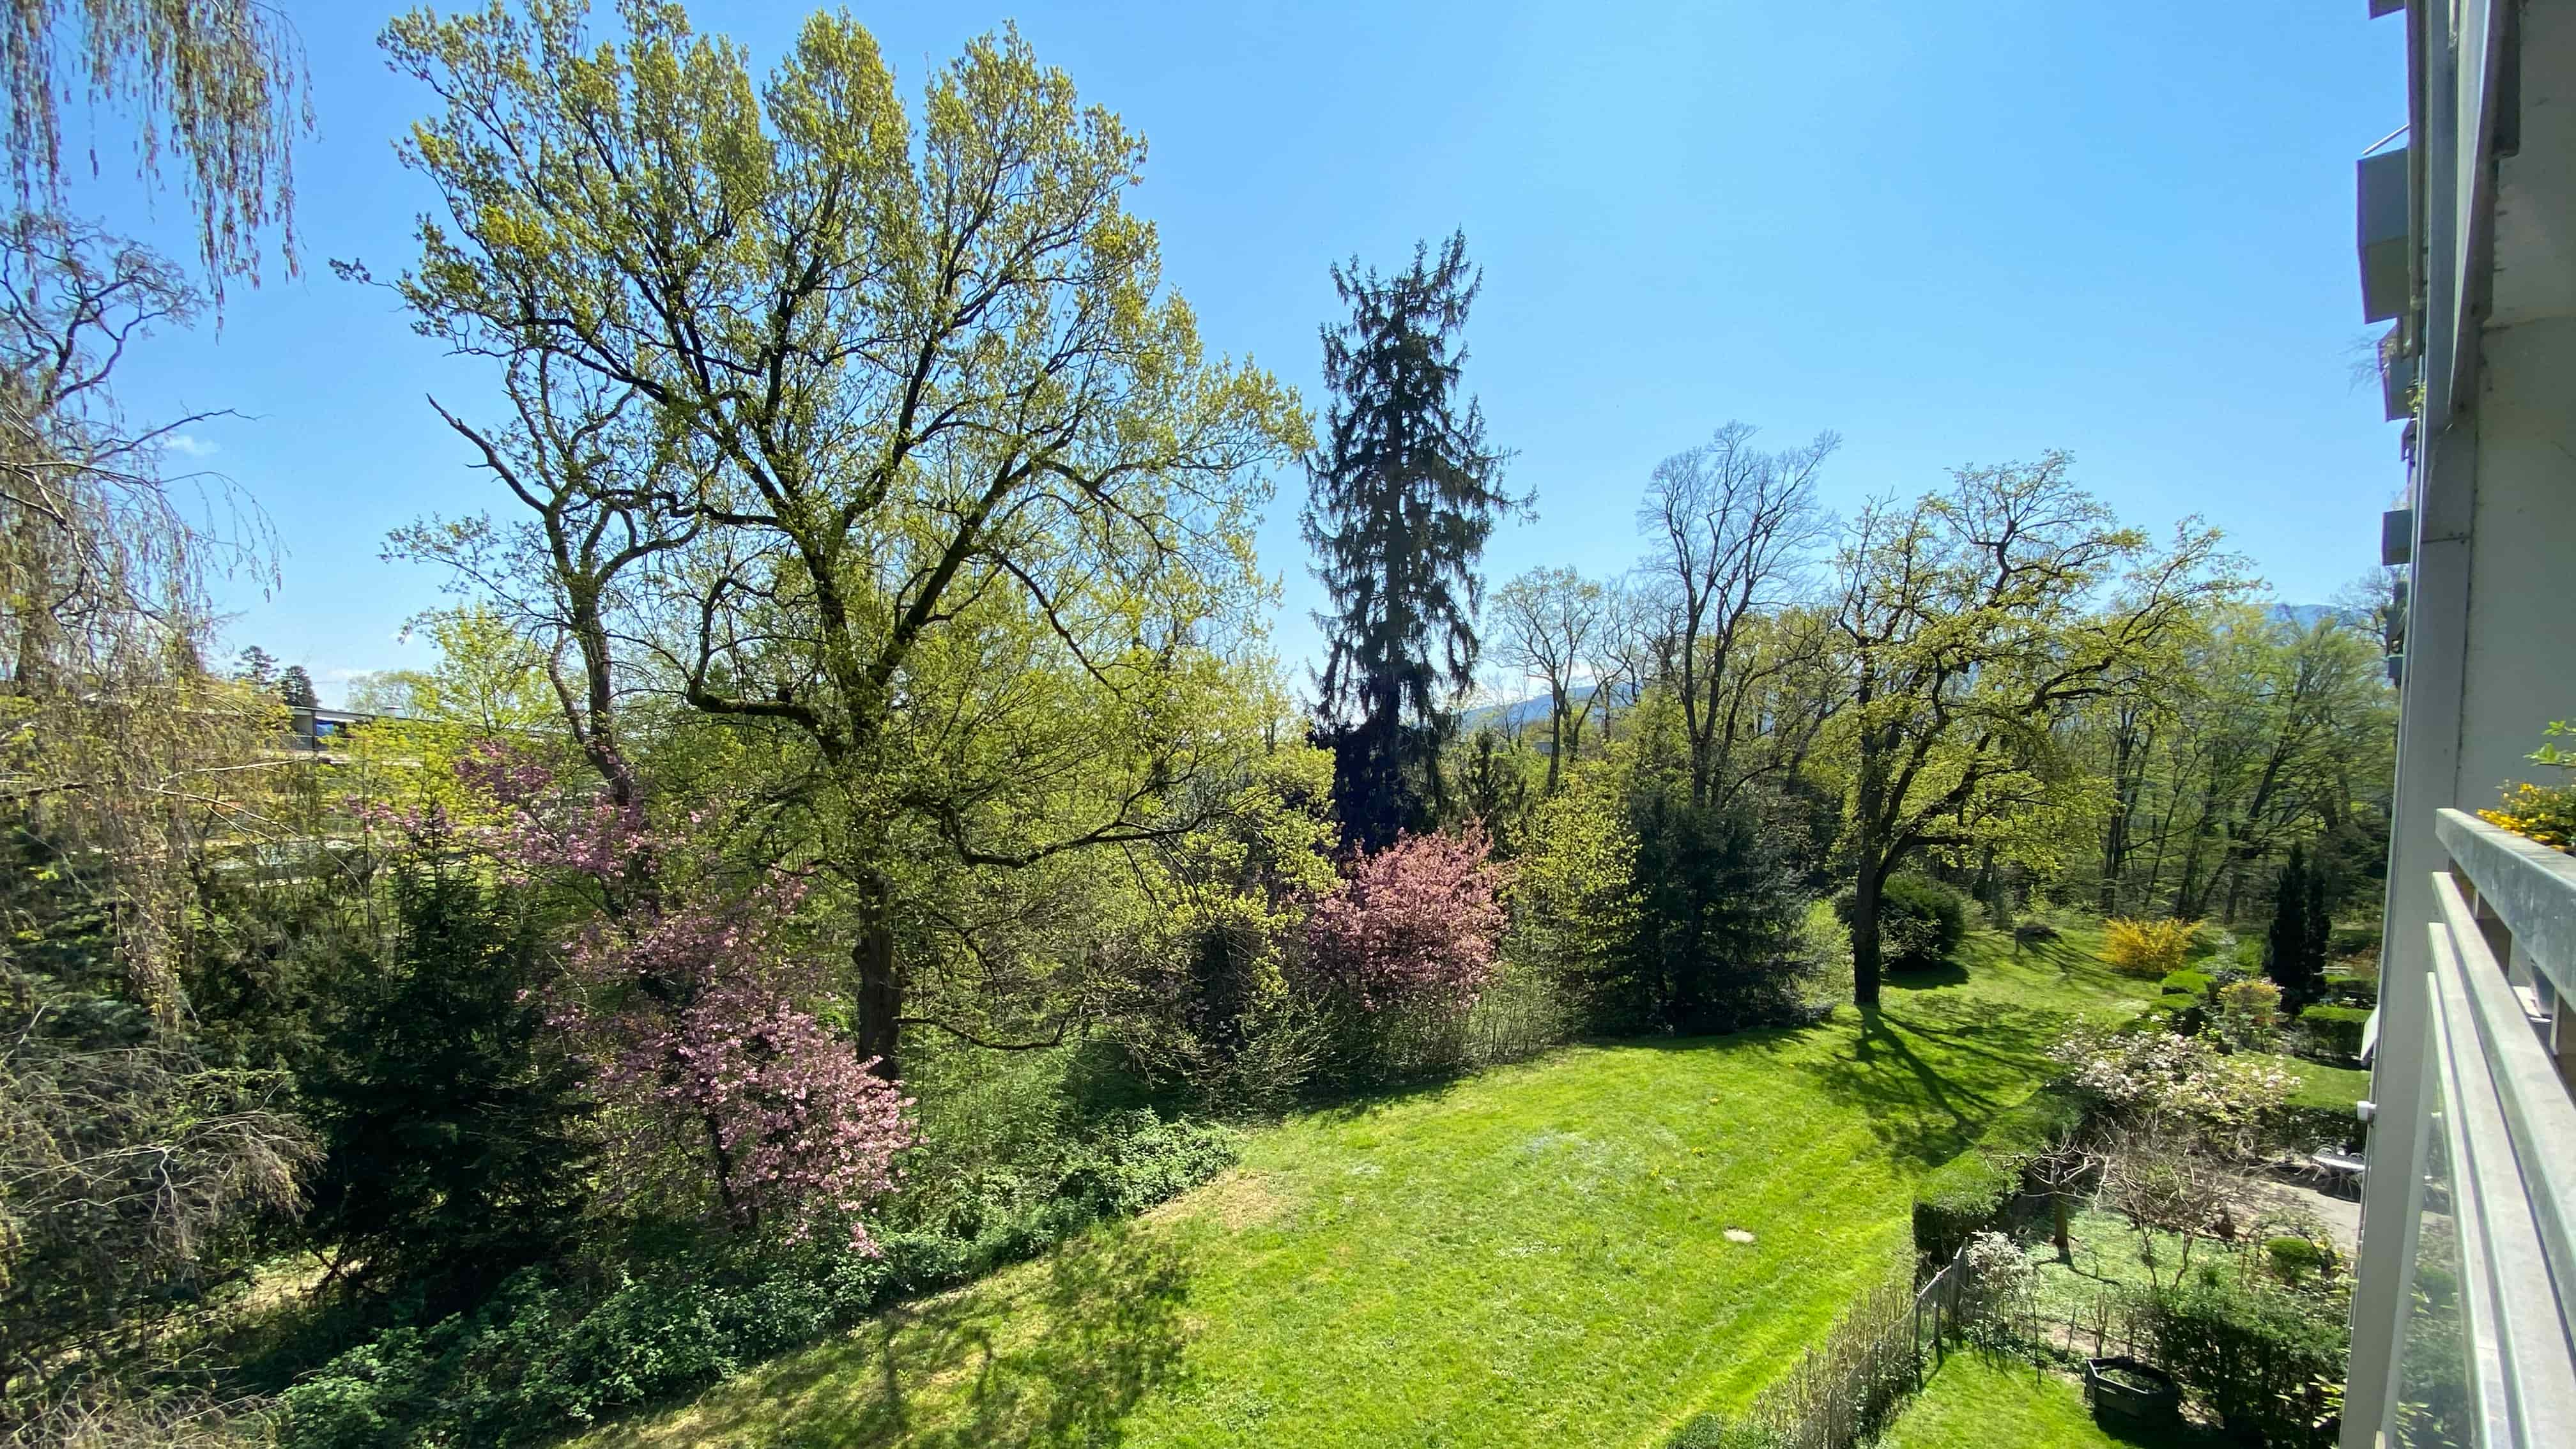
[1302,231,1520,848]
[2266,843,2326,1004]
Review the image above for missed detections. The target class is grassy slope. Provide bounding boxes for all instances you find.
[579,930,2155,1449]
[1878,1354,2212,1449]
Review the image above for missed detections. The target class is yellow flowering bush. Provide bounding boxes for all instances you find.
[2101,916,2196,977]
[2478,721,2576,852]
[2480,781,2576,851]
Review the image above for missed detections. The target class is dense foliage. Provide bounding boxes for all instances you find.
[1306,829,1508,1013]
[2098,916,2195,977]
[1304,231,1520,848]
[2265,842,2332,1005]
[2,1,2398,1439]
[1836,874,1966,974]
[2143,1272,2349,1445]
[296,843,592,1315]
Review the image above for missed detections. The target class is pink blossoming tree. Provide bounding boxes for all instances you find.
[457,744,912,1250]
[1305,827,1510,1014]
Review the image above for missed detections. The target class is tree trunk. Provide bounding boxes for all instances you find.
[1851,859,1885,1009]
[1544,690,1566,795]
[1851,709,1889,1009]
[2097,718,2139,914]
[854,877,902,1079]
[2051,1193,2073,1264]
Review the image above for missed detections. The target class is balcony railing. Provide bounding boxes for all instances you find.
[2384,809,2576,1446]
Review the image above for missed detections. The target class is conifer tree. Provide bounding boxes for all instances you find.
[2266,843,2324,1004]
[1303,231,1520,848]
[277,664,318,709]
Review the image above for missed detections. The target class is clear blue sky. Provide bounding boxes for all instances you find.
[91,1,2407,705]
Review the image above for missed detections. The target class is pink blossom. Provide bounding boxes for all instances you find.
[1305,827,1510,1013]
[457,744,914,1249]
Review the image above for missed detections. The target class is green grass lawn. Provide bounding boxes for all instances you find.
[578,931,2157,1449]
[2260,1054,2371,1116]
[1878,1353,2215,1449]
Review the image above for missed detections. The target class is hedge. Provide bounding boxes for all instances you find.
[2300,1004,2370,1060]
[2260,1054,2372,1153]
[1910,1085,2086,1260]
[2160,968,2214,999]
[2322,972,2378,1007]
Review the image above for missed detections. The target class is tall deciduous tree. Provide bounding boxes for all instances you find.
[1826,454,2239,1007]
[388,350,702,807]
[1637,422,1836,809]
[1492,565,1604,793]
[2074,604,2391,921]
[1303,231,1519,848]
[381,4,1306,1075]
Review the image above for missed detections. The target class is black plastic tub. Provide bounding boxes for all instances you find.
[2084,1356,2181,1431]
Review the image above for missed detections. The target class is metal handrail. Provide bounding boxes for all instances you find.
[2435,809,2576,1004]
[2428,898,2576,1442]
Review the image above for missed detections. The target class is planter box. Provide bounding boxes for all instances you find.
[2083,1356,2180,1432]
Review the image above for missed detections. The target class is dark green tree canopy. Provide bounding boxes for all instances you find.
[1302,230,1519,847]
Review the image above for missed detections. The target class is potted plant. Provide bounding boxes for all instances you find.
[2085,1355,2181,1431]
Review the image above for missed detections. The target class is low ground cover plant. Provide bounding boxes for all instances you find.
[277,1111,1239,1448]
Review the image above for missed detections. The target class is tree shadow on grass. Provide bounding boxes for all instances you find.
[1886,961,1973,990]
[638,1222,1194,1449]
[1796,1001,2064,1170]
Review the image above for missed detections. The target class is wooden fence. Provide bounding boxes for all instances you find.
[1728,1246,1989,1449]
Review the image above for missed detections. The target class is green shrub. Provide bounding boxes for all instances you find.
[1910,1086,2085,1259]
[2159,968,2214,998]
[2300,1004,2370,1060]
[279,1112,1239,1447]
[2322,972,2378,1006]
[1837,874,1967,972]
[2142,1273,2348,1445]
[1666,1411,1730,1448]
[2275,1101,2365,1153]
[2268,1055,2370,1151]
[2099,917,2196,977]
[2129,992,2202,1038]
[2210,979,2284,1052]
[1616,785,1816,1032]
[2265,1236,2333,1284]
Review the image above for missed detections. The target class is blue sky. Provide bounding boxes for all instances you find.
[89,1,2407,705]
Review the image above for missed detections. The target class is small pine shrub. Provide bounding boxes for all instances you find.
[2100,917,2196,978]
